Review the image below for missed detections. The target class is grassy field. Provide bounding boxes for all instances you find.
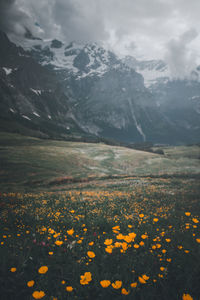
[0,132,200,299]
[0,132,199,192]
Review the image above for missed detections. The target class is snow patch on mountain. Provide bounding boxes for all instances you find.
[3,67,13,75]
[33,111,40,117]
[30,88,42,96]
[22,115,31,121]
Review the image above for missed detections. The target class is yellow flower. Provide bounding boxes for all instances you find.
[80,272,92,285]
[121,288,130,295]
[153,218,159,222]
[27,280,35,287]
[165,238,171,243]
[182,294,193,300]
[130,282,137,288]
[61,280,66,284]
[100,280,111,288]
[66,286,73,292]
[87,251,95,258]
[67,229,74,235]
[32,291,45,299]
[104,239,113,245]
[38,266,48,274]
[112,280,122,289]
[10,267,17,272]
[55,240,63,246]
[185,212,191,216]
[49,251,53,255]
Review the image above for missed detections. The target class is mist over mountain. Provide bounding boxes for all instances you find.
[0,30,200,144]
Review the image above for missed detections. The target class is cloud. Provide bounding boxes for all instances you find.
[165,28,199,79]
[0,0,37,37]
[0,0,199,71]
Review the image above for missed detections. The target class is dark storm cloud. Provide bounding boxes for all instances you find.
[0,0,199,76]
[165,29,199,78]
[0,0,31,35]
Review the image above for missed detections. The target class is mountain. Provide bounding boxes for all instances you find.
[0,31,88,139]
[122,56,170,87]
[1,31,200,145]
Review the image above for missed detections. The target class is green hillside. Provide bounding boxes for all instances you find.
[0,132,199,192]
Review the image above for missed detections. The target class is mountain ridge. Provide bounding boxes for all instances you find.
[0,31,200,145]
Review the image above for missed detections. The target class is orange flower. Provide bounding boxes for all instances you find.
[138,276,146,284]
[141,234,148,239]
[55,240,63,246]
[112,280,122,289]
[185,212,191,216]
[153,218,159,222]
[192,218,199,224]
[121,288,130,295]
[104,239,113,245]
[89,241,94,246]
[67,229,74,235]
[130,282,137,288]
[100,280,111,288]
[10,267,17,272]
[87,251,95,258]
[38,266,48,274]
[139,214,144,218]
[116,234,124,240]
[32,291,45,299]
[182,294,193,300]
[27,280,35,287]
[196,238,200,243]
[66,286,73,292]
[142,274,149,280]
[105,246,113,254]
[128,232,136,240]
[80,272,92,285]
[165,238,171,243]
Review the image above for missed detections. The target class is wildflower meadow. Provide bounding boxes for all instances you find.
[0,176,199,299]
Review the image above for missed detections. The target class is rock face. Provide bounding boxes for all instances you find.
[0,31,86,139]
[1,31,200,144]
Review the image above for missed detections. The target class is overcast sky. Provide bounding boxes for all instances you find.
[0,0,199,72]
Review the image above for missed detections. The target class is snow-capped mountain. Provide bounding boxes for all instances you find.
[122,56,170,87]
[13,37,122,79]
[1,31,200,144]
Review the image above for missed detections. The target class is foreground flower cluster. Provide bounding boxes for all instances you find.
[0,178,199,299]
